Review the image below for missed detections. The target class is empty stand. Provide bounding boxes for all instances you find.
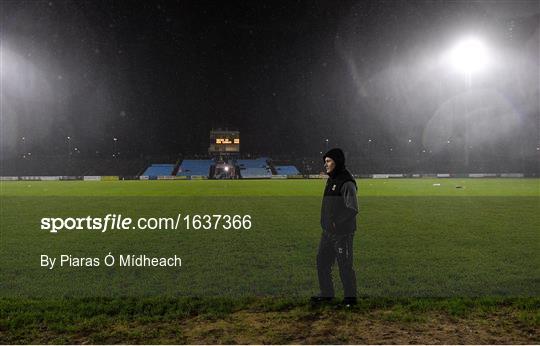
[237,158,271,178]
[274,165,300,175]
[176,160,214,177]
[142,164,175,176]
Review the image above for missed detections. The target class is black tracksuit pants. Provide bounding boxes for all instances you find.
[316,231,357,298]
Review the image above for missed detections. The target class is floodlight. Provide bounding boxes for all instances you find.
[447,37,490,75]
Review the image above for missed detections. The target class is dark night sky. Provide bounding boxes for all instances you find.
[1,0,539,160]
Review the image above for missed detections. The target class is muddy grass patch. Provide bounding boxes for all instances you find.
[2,297,539,344]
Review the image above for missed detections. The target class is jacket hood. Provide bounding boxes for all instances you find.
[323,148,346,177]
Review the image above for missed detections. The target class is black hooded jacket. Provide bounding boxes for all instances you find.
[320,149,358,234]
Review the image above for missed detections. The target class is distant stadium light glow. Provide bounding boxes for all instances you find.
[447,37,490,75]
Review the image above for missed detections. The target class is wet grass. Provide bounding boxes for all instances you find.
[1,178,538,343]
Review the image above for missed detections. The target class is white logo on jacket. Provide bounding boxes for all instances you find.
[332,184,336,191]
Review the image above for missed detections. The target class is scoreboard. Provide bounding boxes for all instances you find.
[208,129,240,154]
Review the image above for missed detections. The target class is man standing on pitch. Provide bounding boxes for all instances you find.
[311,148,358,307]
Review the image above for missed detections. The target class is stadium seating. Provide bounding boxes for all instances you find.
[237,159,271,178]
[236,159,268,168]
[142,164,175,176]
[240,167,272,178]
[177,159,214,177]
[274,165,300,175]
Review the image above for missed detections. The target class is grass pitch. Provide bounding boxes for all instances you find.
[1,178,539,343]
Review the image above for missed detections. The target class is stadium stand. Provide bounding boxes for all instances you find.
[177,159,214,177]
[236,159,268,168]
[142,164,175,176]
[237,158,272,178]
[2,152,538,177]
[274,165,300,176]
[241,167,272,178]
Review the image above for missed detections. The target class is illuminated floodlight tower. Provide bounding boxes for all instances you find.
[448,37,490,87]
[445,36,491,168]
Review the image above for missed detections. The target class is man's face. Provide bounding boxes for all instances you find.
[324,157,336,174]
